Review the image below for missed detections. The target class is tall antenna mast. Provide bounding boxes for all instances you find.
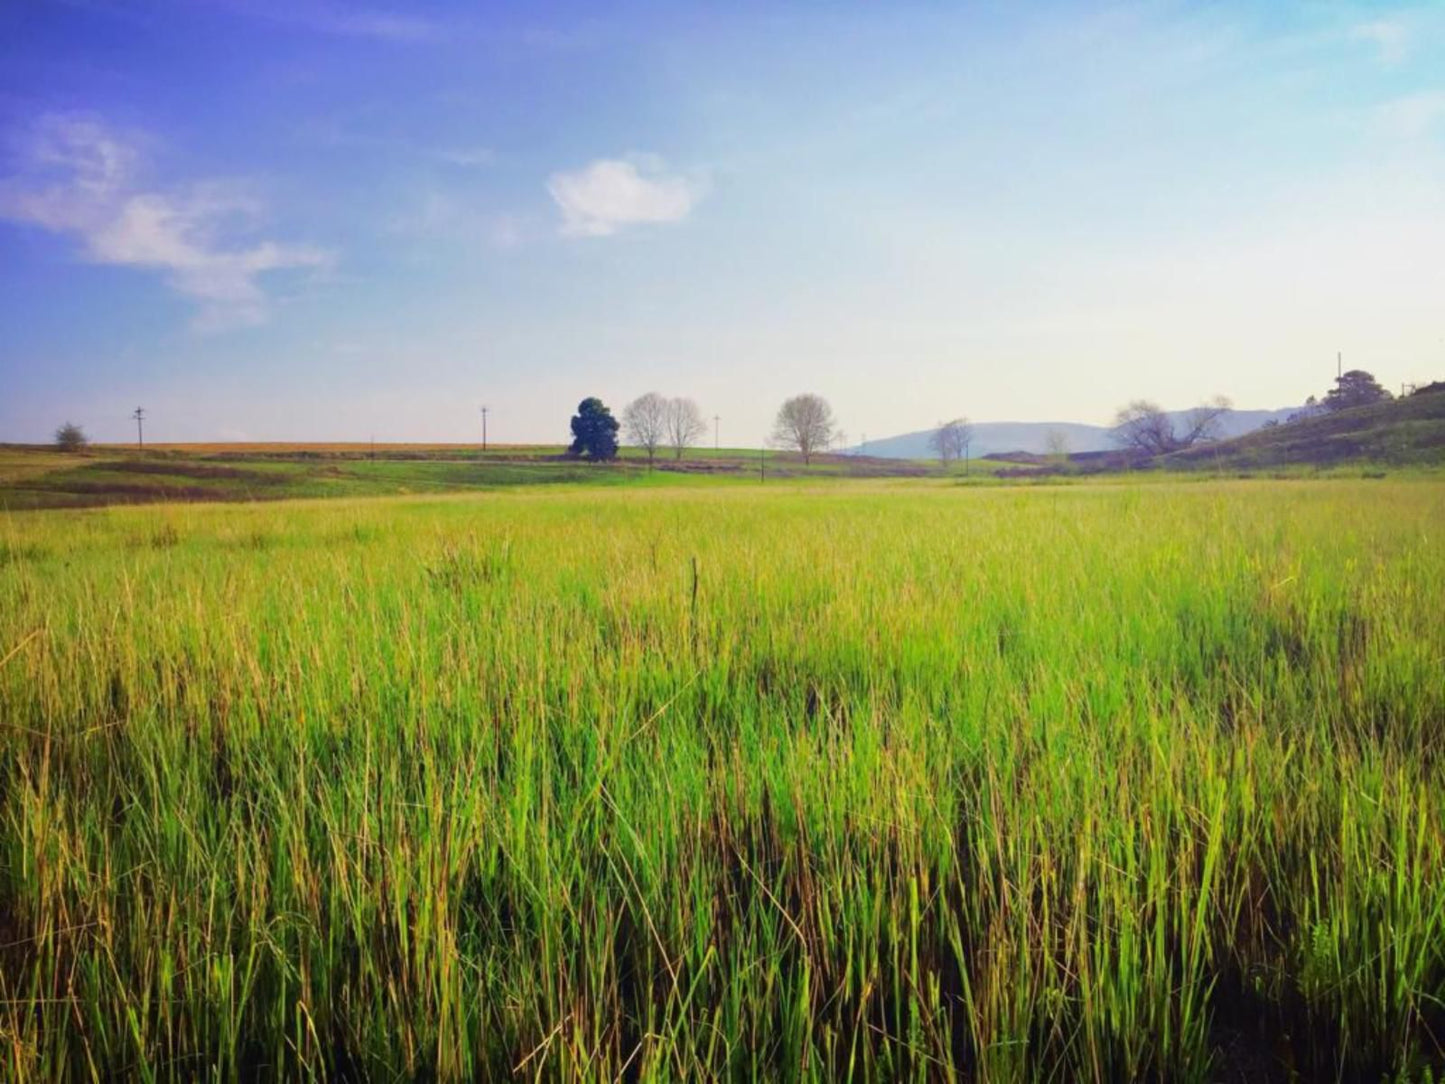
[131,406,145,450]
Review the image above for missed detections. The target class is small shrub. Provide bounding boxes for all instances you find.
[54,421,89,452]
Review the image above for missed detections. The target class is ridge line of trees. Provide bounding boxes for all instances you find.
[575,392,850,464]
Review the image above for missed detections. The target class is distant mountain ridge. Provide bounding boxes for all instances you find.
[854,408,1302,459]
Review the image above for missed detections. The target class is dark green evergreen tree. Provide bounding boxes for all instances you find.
[568,397,620,459]
[1324,370,1391,412]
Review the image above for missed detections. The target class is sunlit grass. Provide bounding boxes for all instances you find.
[0,480,1442,1080]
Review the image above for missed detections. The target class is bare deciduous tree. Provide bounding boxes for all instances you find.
[771,394,837,464]
[928,422,952,467]
[1113,396,1233,456]
[1044,429,1070,462]
[929,418,973,470]
[665,397,708,460]
[1112,400,1176,455]
[1178,395,1233,446]
[622,392,668,468]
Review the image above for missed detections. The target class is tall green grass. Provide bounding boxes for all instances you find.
[0,481,1442,1080]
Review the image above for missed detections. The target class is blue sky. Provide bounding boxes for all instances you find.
[2,1,1442,445]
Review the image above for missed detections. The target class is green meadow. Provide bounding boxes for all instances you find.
[1,479,1442,1080]
[0,445,956,511]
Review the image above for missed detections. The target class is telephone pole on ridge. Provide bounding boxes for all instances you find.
[480,405,489,452]
[132,407,145,450]
[713,414,720,450]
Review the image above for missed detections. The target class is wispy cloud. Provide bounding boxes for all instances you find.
[311,9,437,42]
[547,155,704,237]
[1350,19,1411,66]
[434,147,496,169]
[388,188,529,249]
[0,114,332,331]
[221,1,440,43]
[1374,90,1445,139]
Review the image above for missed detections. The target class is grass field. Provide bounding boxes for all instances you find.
[1,480,1443,1080]
[0,445,958,510]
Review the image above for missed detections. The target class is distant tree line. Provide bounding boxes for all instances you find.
[566,392,850,464]
[47,366,1417,465]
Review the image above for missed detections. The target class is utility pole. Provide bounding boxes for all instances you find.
[480,406,489,452]
[132,406,145,451]
[713,414,720,450]
[1337,351,1342,381]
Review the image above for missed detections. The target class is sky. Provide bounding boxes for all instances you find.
[1,1,1443,446]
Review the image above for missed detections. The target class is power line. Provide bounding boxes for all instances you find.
[131,406,145,450]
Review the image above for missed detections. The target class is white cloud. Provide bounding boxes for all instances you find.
[1350,19,1410,66]
[0,114,332,331]
[546,155,704,237]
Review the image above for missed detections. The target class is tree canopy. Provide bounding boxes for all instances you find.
[1111,401,1177,455]
[54,421,88,452]
[665,397,707,460]
[928,418,973,468]
[1324,370,1391,412]
[568,398,620,460]
[771,394,836,464]
[622,393,667,467]
[1112,396,1231,456]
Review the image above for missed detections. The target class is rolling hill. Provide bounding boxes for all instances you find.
[856,407,1300,459]
[1162,387,1445,470]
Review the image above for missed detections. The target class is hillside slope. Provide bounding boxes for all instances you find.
[1162,390,1445,470]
